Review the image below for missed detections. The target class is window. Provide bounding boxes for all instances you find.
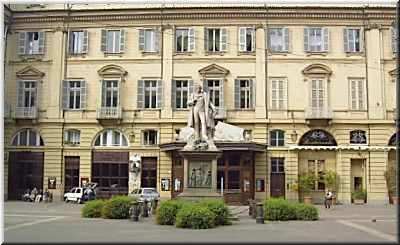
[311,79,326,110]
[206,80,222,107]
[101,29,125,54]
[173,80,193,109]
[270,79,286,110]
[18,31,45,55]
[344,28,362,53]
[101,80,119,108]
[137,80,163,109]
[206,28,227,52]
[176,28,195,52]
[307,160,325,191]
[234,79,253,109]
[239,27,255,52]
[63,80,86,110]
[64,130,80,145]
[350,130,367,144]
[142,130,158,145]
[139,29,160,52]
[270,130,285,147]
[349,79,365,110]
[268,27,289,52]
[11,128,44,146]
[69,31,88,54]
[271,158,285,173]
[304,27,329,52]
[227,170,240,189]
[17,81,37,108]
[94,129,128,147]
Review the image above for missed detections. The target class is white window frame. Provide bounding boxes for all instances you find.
[270,78,287,110]
[22,80,37,108]
[344,28,362,53]
[144,80,158,109]
[207,28,222,52]
[238,27,255,52]
[68,81,81,110]
[70,31,84,54]
[11,128,43,146]
[207,79,222,107]
[349,78,366,111]
[142,129,159,146]
[268,27,289,53]
[144,29,157,52]
[309,78,328,111]
[239,79,252,109]
[175,80,189,109]
[270,130,285,147]
[106,30,121,53]
[102,80,119,108]
[176,28,189,53]
[64,129,80,145]
[305,27,328,53]
[27,32,40,54]
[94,129,128,147]
[271,157,285,173]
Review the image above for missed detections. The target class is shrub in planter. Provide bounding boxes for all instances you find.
[294,203,319,221]
[175,204,216,229]
[156,199,189,225]
[101,195,136,219]
[199,199,232,226]
[81,200,106,218]
[264,198,297,221]
[351,189,367,203]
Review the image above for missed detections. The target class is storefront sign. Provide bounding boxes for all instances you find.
[48,177,57,189]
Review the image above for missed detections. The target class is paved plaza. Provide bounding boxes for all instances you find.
[3,201,398,243]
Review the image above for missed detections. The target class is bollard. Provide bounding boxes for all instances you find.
[142,199,149,217]
[251,201,257,219]
[152,199,158,215]
[248,199,254,216]
[255,203,264,224]
[129,201,140,222]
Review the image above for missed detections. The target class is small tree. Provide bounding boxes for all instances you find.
[298,173,316,196]
[323,170,339,193]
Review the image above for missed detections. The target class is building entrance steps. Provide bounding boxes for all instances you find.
[229,205,250,219]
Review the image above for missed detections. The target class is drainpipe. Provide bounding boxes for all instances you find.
[264,3,269,200]
[158,3,164,193]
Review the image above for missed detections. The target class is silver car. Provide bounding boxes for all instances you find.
[129,188,160,202]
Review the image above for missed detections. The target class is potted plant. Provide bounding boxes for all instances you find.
[298,173,316,204]
[351,189,366,205]
[323,170,339,205]
[384,165,398,205]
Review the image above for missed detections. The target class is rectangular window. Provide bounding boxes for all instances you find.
[68,81,81,109]
[271,79,286,110]
[208,28,221,52]
[175,80,189,109]
[102,80,119,107]
[311,79,325,110]
[144,29,157,52]
[143,130,158,145]
[144,80,158,109]
[239,27,255,52]
[344,28,361,53]
[107,30,120,53]
[271,158,285,173]
[27,32,40,54]
[69,31,88,54]
[239,79,252,109]
[207,80,221,107]
[22,81,36,108]
[176,29,189,52]
[307,160,325,191]
[268,28,289,52]
[65,130,80,145]
[304,27,329,52]
[19,31,45,55]
[270,130,285,147]
[349,79,365,110]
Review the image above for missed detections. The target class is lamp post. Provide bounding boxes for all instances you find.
[396,0,400,206]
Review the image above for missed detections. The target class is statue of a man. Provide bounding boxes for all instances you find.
[187,84,216,143]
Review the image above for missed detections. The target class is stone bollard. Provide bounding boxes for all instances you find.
[256,203,264,224]
[152,199,158,215]
[248,199,254,216]
[251,201,257,219]
[129,201,140,222]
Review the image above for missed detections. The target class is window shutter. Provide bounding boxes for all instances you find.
[271,80,277,109]
[101,29,107,52]
[219,79,224,109]
[250,79,255,109]
[351,80,357,110]
[137,80,144,108]
[18,32,26,55]
[68,31,74,54]
[202,79,208,92]
[358,80,364,110]
[188,28,195,52]
[204,28,209,52]
[171,80,176,109]
[139,29,145,51]
[119,29,125,53]
[304,28,309,52]
[80,80,87,109]
[17,80,24,107]
[38,32,45,54]
[101,80,106,107]
[188,80,194,95]
[32,82,38,107]
[156,80,163,108]
[234,79,240,109]
[283,28,289,52]
[323,28,329,52]
[239,27,246,52]
[82,30,89,54]
[251,28,255,52]
[117,81,121,106]
[155,28,161,52]
[283,80,287,110]
[359,29,364,52]
[220,28,228,52]
[62,80,69,109]
[392,27,397,53]
[343,29,349,53]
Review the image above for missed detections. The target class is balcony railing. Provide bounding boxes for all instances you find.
[214,107,227,119]
[14,106,38,119]
[305,107,333,119]
[97,107,122,119]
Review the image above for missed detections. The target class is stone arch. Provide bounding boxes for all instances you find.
[97,64,128,78]
[302,63,332,77]
[11,128,44,146]
[92,128,129,147]
[388,133,396,146]
[299,129,337,146]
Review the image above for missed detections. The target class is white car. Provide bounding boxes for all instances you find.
[64,187,85,203]
[129,188,160,202]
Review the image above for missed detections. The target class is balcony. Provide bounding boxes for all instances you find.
[214,107,227,119]
[14,106,38,119]
[305,107,333,126]
[97,107,122,120]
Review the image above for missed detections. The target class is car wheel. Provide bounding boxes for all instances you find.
[64,197,68,203]
[77,198,81,204]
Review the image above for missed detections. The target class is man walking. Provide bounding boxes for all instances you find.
[325,189,333,209]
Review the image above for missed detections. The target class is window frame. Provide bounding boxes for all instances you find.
[344,28,362,53]
[175,28,189,53]
[348,78,366,111]
[21,80,37,108]
[142,129,159,146]
[271,157,285,174]
[268,27,289,53]
[239,79,252,109]
[270,78,287,110]
[106,30,121,54]
[68,80,82,110]
[270,130,285,147]
[69,30,84,54]
[174,80,189,109]
[349,130,367,145]
[94,129,128,147]
[307,159,325,191]
[304,27,329,53]
[11,128,44,147]
[64,129,81,145]
[143,80,159,109]
[238,27,255,53]
[102,79,120,108]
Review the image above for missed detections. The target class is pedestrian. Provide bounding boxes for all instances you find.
[325,189,333,209]
[35,189,43,202]
[30,187,38,202]
[43,189,49,203]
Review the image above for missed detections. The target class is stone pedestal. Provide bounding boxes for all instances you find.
[178,150,222,201]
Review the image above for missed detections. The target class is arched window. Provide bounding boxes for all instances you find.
[93,129,128,147]
[350,130,367,144]
[389,133,397,146]
[64,129,81,145]
[11,128,44,146]
[270,130,285,146]
[299,129,337,146]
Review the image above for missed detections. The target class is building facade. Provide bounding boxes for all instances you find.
[3,3,397,204]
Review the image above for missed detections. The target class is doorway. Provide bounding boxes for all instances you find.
[270,157,285,198]
[141,157,158,188]
[64,156,80,193]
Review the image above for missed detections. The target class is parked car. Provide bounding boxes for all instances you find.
[64,183,98,204]
[129,188,160,202]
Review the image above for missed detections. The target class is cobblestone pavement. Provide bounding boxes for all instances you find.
[3,201,398,243]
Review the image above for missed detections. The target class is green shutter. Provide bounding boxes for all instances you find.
[234,79,240,109]
[119,29,125,53]
[80,80,87,109]
[101,30,107,52]
[82,30,89,54]
[137,80,144,108]
[62,80,69,109]
[38,32,45,54]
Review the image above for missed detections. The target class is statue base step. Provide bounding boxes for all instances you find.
[177,188,222,201]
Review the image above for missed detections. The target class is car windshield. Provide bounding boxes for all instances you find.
[143,189,152,194]
[70,188,76,193]
[131,189,141,194]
